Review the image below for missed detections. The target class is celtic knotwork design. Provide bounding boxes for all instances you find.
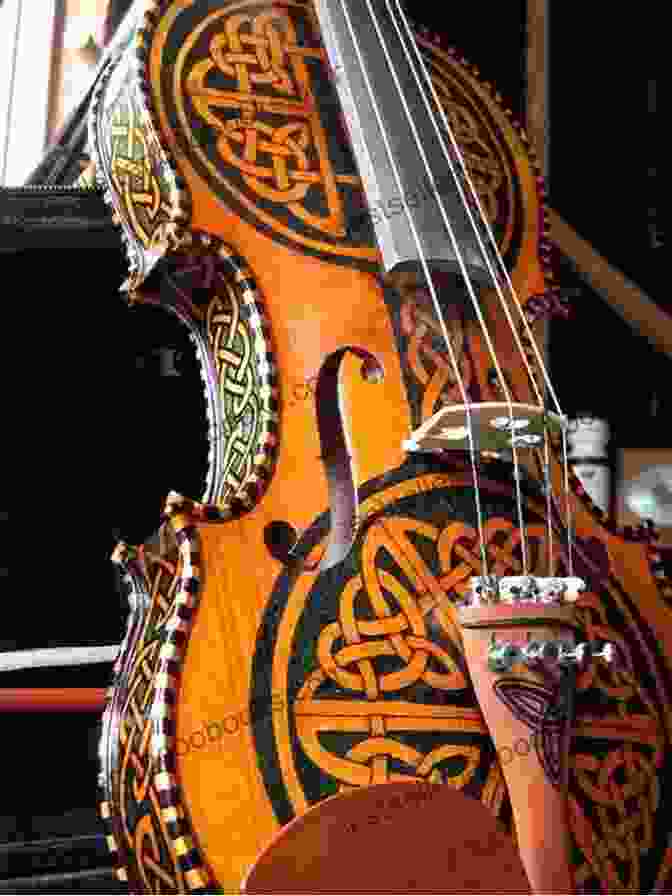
[431,75,508,233]
[116,541,185,892]
[101,532,200,894]
[182,9,509,244]
[567,591,667,893]
[493,678,564,786]
[89,35,193,293]
[185,6,350,239]
[109,95,173,250]
[100,51,175,252]
[162,238,278,512]
[257,467,671,894]
[206,286,263,504]
[437,517,548,599]
[388,267,519,429]
[570,747,660,894]
[398,290,476,424]
[294,509,550,792]
[149,2,528,267]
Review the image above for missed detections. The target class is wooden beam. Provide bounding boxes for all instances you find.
[526,0,549,177]
[0,688,107,712]
[526,3,670,362]
[0,0,58,184]
[548,208,672,360]
[525,1,550,376]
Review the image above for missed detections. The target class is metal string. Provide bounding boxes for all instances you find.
[354,0,530,574]
[393,2,559,409]
[392,1,575,574]
[386,0,545,575]
[376,0,541,575]
[561,426,575,577]
[335,0,491,574]
[543,425,555,576]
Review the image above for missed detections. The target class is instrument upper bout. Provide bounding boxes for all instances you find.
[140,0,545,288]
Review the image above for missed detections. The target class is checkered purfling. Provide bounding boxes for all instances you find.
[89,17,193,296]
[100,497,227,893]
[183,234,280,514]
[96,219,281,887]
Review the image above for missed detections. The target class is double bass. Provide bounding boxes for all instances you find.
[91,1,672,892]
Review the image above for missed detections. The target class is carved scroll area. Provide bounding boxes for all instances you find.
[100,507,215,893]
[253,461,672,894]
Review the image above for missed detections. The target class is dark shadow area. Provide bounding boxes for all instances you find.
[5,247,208,652]
[549,253,670,450]
[550,6,662,307]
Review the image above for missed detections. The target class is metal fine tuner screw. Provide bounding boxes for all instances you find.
[558,641,618,667]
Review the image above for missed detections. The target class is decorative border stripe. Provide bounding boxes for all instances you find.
[88,1,193,297]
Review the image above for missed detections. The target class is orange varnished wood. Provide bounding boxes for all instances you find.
[458,605,578,894]
[173,248,410,888]
[151,32,429,885]
[169,75,666,896]
[242,781,531,894]
[168,132,547,889]
[97,8,672,893]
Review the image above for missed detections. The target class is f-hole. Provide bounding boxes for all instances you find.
[305,346,384,572]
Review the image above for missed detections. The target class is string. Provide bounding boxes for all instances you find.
[394,3,560,411]
[543,423,555,576]
[388,0,573,568]
[335,0,491,575]
[561,426,575,578]
[381,0,535,576]
[386,0,548,576]
[357,0,530,574]
[392,2,576,574]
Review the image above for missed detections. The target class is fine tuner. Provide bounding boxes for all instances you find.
[466,575,587,605]
[487,637,618,674]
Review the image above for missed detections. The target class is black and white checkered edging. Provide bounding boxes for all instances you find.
[134,0,192,249]
[192,232,280,515]
[88,0,194,294]
[100,526,219,891]
[99,541,149,886]
[146,494,218,892]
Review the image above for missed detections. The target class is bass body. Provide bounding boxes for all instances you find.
[95,2,672,893]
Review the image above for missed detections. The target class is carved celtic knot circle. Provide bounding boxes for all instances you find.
[292,508,549,792]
